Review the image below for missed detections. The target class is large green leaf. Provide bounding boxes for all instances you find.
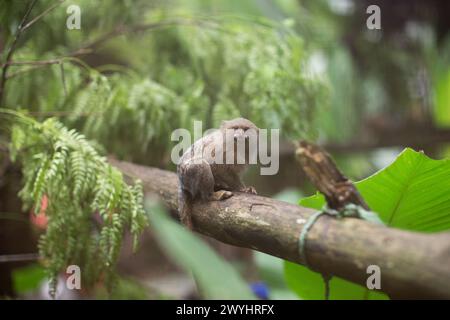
[356,148,450,231]
[12,264,47,294]
[301,148,450,231]
[285,148,450,299]
[145,200,255,300]
[284,262,388,300]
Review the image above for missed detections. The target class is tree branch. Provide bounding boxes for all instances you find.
[109,159,450,299]
[4,19,226,80]
[69,19,226,56]
[21,0,66,32]
[0,0,38,104]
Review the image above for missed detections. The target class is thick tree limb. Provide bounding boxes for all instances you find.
[110,159,450,299]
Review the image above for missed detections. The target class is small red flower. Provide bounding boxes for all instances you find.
[31,195,49,229]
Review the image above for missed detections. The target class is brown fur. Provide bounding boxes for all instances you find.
[177,118,258,229]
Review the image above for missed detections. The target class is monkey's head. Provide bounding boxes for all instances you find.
[221,118,259,164]
[220,118,259,141]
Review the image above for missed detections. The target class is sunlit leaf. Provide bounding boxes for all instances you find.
[285,148,450,299]
[12,264,47,294]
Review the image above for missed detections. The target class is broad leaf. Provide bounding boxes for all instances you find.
[301,148,450,232]
[284,262,388,300]
[285,148,450,299]
[12,264,47,294]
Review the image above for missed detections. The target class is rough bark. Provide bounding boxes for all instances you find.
[110,159,450,299]
[295,140,369,211]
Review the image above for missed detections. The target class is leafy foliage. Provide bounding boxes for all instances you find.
[4,10,326,165]
[6,111,148,295]
[3,0,447,300]
[285,148,450,299]
[1,2,327,297]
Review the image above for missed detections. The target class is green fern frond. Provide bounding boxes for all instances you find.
[4,111,148,296]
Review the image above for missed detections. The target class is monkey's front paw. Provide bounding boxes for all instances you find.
[242,186,257,195]
[211,190,233,201]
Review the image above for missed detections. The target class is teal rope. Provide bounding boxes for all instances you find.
[298,210,325,267]
[298,203,384,300]
[298,209,331,300]
[298,203,384,265]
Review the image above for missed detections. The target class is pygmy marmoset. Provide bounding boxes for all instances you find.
[177,118,259,229]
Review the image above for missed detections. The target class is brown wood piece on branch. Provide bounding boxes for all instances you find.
[296,140,369,211]
[109,158,450,299]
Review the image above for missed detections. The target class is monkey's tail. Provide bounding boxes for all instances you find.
[178,186,194,229]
